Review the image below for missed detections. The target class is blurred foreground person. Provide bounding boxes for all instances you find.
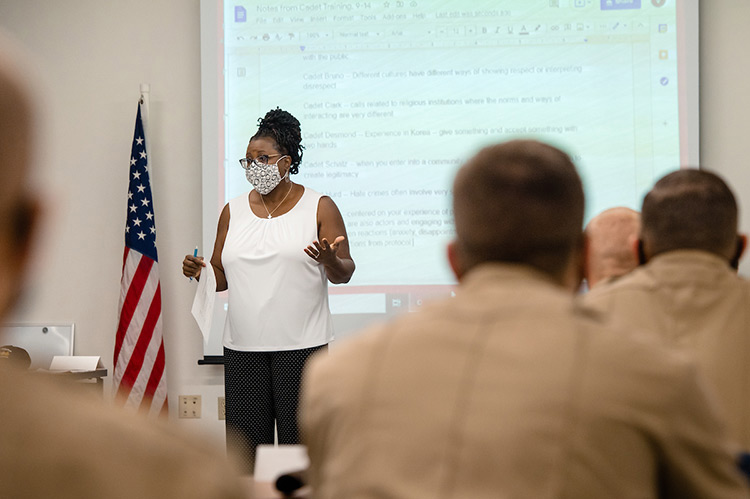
[301,140,749,498]
[0,34,248,499]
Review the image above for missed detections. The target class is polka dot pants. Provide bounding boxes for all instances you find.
[223,344,327,473]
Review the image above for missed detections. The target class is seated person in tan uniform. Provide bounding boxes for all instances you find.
[583,206,641,289]
[0,34,248,499]
[583,169,750,454]
[300,140,749,498]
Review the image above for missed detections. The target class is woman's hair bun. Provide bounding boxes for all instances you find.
[254,108,304,174]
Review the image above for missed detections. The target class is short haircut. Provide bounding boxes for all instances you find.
[641,169,738,257]
[452,139,584,277]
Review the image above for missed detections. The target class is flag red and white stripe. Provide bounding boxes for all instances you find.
[112,103,167,417]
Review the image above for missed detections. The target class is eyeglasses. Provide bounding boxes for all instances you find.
[239,154,283,170]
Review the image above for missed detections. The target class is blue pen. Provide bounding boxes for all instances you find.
[190,246,198,281]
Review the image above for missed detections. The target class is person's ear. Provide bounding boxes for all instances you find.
[447,240,465,282]
[280,155,292,176]
[0,196,41,317]
[562,234,585,293]
[574,235,586,291]
[632,238,647,265]
[582,231,591,284]
[730,235,747,270]
[11,197,40,273]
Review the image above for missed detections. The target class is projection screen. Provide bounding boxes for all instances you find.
[199,0,699,357]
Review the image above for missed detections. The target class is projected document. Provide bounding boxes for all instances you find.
[201,0,696,350]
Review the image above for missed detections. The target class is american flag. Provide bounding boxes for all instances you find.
[112,103,168,417]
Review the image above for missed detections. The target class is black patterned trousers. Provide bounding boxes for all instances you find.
[223,344,327,473]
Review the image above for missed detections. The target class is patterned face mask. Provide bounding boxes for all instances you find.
[245,155,289,195]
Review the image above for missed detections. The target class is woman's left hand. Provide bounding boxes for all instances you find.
[305,236,346,265]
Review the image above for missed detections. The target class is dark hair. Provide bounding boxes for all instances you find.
[251,108,304,174]
[452,139,584,278]
[641,169,738,257]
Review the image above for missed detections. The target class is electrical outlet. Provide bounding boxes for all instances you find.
[178,395,201,419]
[218,396,226,420]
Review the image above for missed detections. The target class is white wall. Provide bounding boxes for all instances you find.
[0,1,749,442]
[699,1,750,276]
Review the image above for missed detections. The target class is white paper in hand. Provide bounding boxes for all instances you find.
[191,263,216,346]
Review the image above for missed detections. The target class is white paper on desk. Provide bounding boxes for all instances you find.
[49,356,103,372]
[191,263,216,346]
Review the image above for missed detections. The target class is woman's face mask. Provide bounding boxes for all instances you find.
[245,155,289,195]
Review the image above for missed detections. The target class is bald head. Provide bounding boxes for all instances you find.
[641,169,739,261]
[584,207,640,288]
[0,37,37,320]
[451,140,584,284]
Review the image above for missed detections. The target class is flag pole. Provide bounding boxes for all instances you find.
[139,83,150,176]
[139,82,150,121]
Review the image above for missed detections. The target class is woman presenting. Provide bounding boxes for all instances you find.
[182,108,355,472]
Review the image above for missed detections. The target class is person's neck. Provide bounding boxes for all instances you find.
[263,180,294,202]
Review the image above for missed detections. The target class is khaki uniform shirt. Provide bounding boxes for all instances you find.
[0,367,248,499]
[301,263,748,499]
[583,249,750,449]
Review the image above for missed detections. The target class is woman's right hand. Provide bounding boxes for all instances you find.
[182,254,206,280]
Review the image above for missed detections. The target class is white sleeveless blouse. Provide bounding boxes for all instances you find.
[221,187,333,351]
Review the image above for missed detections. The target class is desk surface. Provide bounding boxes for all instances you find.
[47,368,107,380]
